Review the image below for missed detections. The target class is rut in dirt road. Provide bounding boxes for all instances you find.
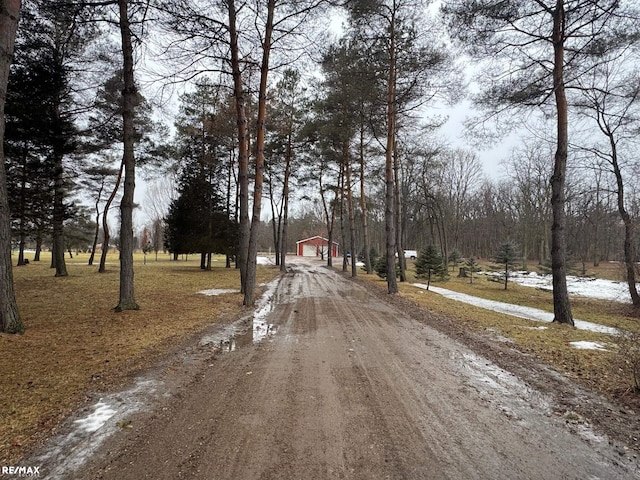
[71,259,638,480]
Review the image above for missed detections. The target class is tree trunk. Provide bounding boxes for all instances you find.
[16,147,27,266]
[88,179,104,266]
[280,136,292,272]
[339,160,347,272]
[609,133,640,305]
[319,173,336,268]
[504,263,508,290]
[244,0,275,306]
[0,0,23,334]
[344,137,357,278]
[115,0,139,311]
[593,178,601,267]
[99,162,123,273]
[268,177,281,266]
[52,121,67,277]
[227,0,249,293]
[34,231,41,261]
[394,139,406,282]
[385,7,398,294]
[359,126,372,274]
[550,1,574,325]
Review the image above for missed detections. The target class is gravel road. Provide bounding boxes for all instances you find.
[66,258,640,479]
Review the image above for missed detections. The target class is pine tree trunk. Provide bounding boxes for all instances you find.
[227,0,249,293]
[52,132,67,277]
[385,9,398,294]
[344,137,356,278]
[359,127,372,274]
[280,138,291,272]
[88,180,104,266]
[0,0,24,334]
[16,149,27,266]
[320,173,336,268]
[550,1,574,325]
[34,232,41,261]
[115,0,138,311]
[394,139,406,282]
[244,0,274,306]
[99,163,123,273]
[339,161,347,272]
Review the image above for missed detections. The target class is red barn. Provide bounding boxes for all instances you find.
[296,236,339,258]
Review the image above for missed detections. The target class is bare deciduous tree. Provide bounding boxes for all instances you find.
[442,0,637,325]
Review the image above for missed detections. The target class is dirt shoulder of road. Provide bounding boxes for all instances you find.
[347,271,640,457]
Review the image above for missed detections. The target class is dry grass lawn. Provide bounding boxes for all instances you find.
[0,252,280,465]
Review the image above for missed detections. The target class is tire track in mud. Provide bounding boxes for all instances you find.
[71,260,639,480]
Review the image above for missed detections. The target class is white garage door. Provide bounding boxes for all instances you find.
[302,244,317,256]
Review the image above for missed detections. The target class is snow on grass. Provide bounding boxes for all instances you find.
[570,341,609,351]
[413,284,619,335]
[506,271,634,303]
[257,256,274,265]
[198,288,237,296]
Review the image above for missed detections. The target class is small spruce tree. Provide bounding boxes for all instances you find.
[465,256,479,284]
[494,241,520,290]
[374,255,399,279]
[448,249,462,272]
[415,245,446,290]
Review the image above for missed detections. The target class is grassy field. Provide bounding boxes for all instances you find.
[0,251,280,465]
[354,260,640,404]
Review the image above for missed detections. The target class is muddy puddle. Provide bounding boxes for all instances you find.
[200,278,281,353]
[201,318,278,354]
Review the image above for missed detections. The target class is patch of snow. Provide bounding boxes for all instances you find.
[257,256,274,265]
[570,341,609,351]
[509,271,634,303]
[197,288,237,296]
[413,284,619,335]
[73,401,116,433]
[32,379,159,478]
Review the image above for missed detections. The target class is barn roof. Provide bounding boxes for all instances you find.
[295,235,339,245]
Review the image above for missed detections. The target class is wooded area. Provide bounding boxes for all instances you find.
[1,0,640,333]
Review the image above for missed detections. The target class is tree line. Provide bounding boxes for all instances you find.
[1,0,640,334]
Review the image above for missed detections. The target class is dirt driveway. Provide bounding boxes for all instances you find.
[43,259,640,479]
